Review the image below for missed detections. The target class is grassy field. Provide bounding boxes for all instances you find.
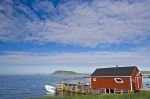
[40,91,150,99]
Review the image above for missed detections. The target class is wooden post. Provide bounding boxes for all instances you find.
[67,83,69,91]
[114,88,116,94]
[82,83,84,93]
[128,90,130,93]
[75,85,77,92]
[98,89,100,94]
[104,89,106,94]
[121,89,123,94]
[70,84,72,92]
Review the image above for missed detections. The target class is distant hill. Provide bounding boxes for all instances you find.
[141,71,150,78]
[141,71,150,74]
[51,70,150,77]
[51,70,89,77]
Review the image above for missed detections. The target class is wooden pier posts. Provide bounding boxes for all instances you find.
[56,81,129,95]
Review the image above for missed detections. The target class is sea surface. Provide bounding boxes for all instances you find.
[0,75,150,99]
[0,75,65,99]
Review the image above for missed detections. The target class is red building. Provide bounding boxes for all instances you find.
[91,66,143,92]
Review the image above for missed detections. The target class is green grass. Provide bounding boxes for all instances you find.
[39,91,150,99]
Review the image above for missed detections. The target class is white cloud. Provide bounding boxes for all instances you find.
[0,0,150,47]
[32,0,54,13]
[0,48,149,70]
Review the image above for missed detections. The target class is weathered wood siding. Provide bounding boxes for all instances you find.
[91,67,143,91]
[91,77,131,90]
[131,67,143,91]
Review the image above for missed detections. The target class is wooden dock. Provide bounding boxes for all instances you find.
[56,82,91,94]
[55,78,133,95]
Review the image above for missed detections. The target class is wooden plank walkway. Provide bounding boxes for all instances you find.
[55,78,134,95]
[56,82,91,94]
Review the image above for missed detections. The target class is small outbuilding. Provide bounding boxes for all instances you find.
[91,66,143,92]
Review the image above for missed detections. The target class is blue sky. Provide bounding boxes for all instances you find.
[0,0,150,75]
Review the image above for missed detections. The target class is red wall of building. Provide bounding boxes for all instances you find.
[91,77,131,90]
[91,67,143,91]
[131,67,143,91]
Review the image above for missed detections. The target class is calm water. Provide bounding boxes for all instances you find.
[0,75,65,99]
[0,75,150,99]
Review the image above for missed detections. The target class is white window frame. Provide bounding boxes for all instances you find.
[93,78,96,81]
[114,78,124,83]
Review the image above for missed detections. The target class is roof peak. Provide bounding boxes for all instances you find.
[96,66,137,70]
[92,66,138,76]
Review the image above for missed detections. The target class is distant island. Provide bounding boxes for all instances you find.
[51,70,89,77]
[141,71,150,78]
[51,70,150,77]
[141,71,150,74]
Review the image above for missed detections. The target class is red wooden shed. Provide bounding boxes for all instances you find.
[91,66,143,92]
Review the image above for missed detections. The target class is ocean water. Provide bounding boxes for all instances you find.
[0,75,65,99]
[143,78,150,88]
[0,75,150,99]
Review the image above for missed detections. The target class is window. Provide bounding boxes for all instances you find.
[136,71,141,76]
[93,78,96,81]
[114,78,124,83]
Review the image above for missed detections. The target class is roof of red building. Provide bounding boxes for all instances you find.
[91,66,137,76]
